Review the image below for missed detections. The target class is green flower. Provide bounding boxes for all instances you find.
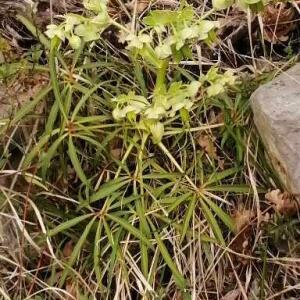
[112,92,149,120]
[64,14,83,32]
[92,12,109,26]
[126,33,152,50]
[83,0,107,13]
[180,25,200,40]
[144,120,164,144]
[144,105,166,119]
[212,0,234,10]
[45,24,65,41]
[197,20,219,40]
[155,43,172,59]
[207,83,225,97]
[74,22,100,42]
[68,35,81,49]
[187,81,201,96]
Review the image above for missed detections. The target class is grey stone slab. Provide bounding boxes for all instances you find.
[251,64,300,194]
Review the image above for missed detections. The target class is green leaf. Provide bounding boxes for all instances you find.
[106,213,152,247]
[48,213,93,236]
[94,220,104,289]
[41,133,68,180]
[71,84,101,120]
[68,136,89,186]
[203,196,235,232]
[181,195,196,242]
[201,200,225,245]
[206,184,266,193]
[212,0,234,10]
[152,226,187,290]
[205,167,241,186]
[59,216,97,286]
[85,177,131,205]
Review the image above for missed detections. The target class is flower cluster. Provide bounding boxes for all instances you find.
[201,68,236,97]
[112,81,201,143]
[45,0,109,49]
[122,6,219,63]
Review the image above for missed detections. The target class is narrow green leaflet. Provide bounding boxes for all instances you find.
[59,216,97,286]
[68,136,89,186]
[48,213,93,237]
[84,177,131,205]
[106,213,152,247]
[203,195,235,232]
[200,200,225,245]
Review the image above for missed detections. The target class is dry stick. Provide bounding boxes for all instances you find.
[269,3,283,59]
[50,0,53,24]
[227,253,248,300]
[246,129,261,241]
[247,8,256,70]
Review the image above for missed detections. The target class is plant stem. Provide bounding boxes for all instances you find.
[114,135,138,178]
[154,60,168,94]
[110,19,131,34]
[49,38,68,122]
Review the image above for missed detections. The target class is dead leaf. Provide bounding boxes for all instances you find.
[222,289,241,300]
[218,158,225,170]
[63,240,74,258]
[66,281,78,300]
[262,3,296,44]
[265,189,298,215]
[126,0,149,14]
[232,208,255,233]
[109,137,123,160]
[197,133,217,159]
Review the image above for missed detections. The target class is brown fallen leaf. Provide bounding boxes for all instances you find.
[232,208,255,233]
[222,289,241,300]
[63,240,74,258]
[265,189,298,215]
[126,0,149,13]
[262,3,296,44]
[66,281,79,300]
[197,133,217,159]
[109,137,123,160]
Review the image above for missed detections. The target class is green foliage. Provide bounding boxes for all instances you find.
[0,2,278,299]
[212,0,269,10]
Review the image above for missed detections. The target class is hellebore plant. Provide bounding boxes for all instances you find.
[45,0,236,173]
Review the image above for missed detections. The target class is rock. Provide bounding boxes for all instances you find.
[251,64,300,194]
